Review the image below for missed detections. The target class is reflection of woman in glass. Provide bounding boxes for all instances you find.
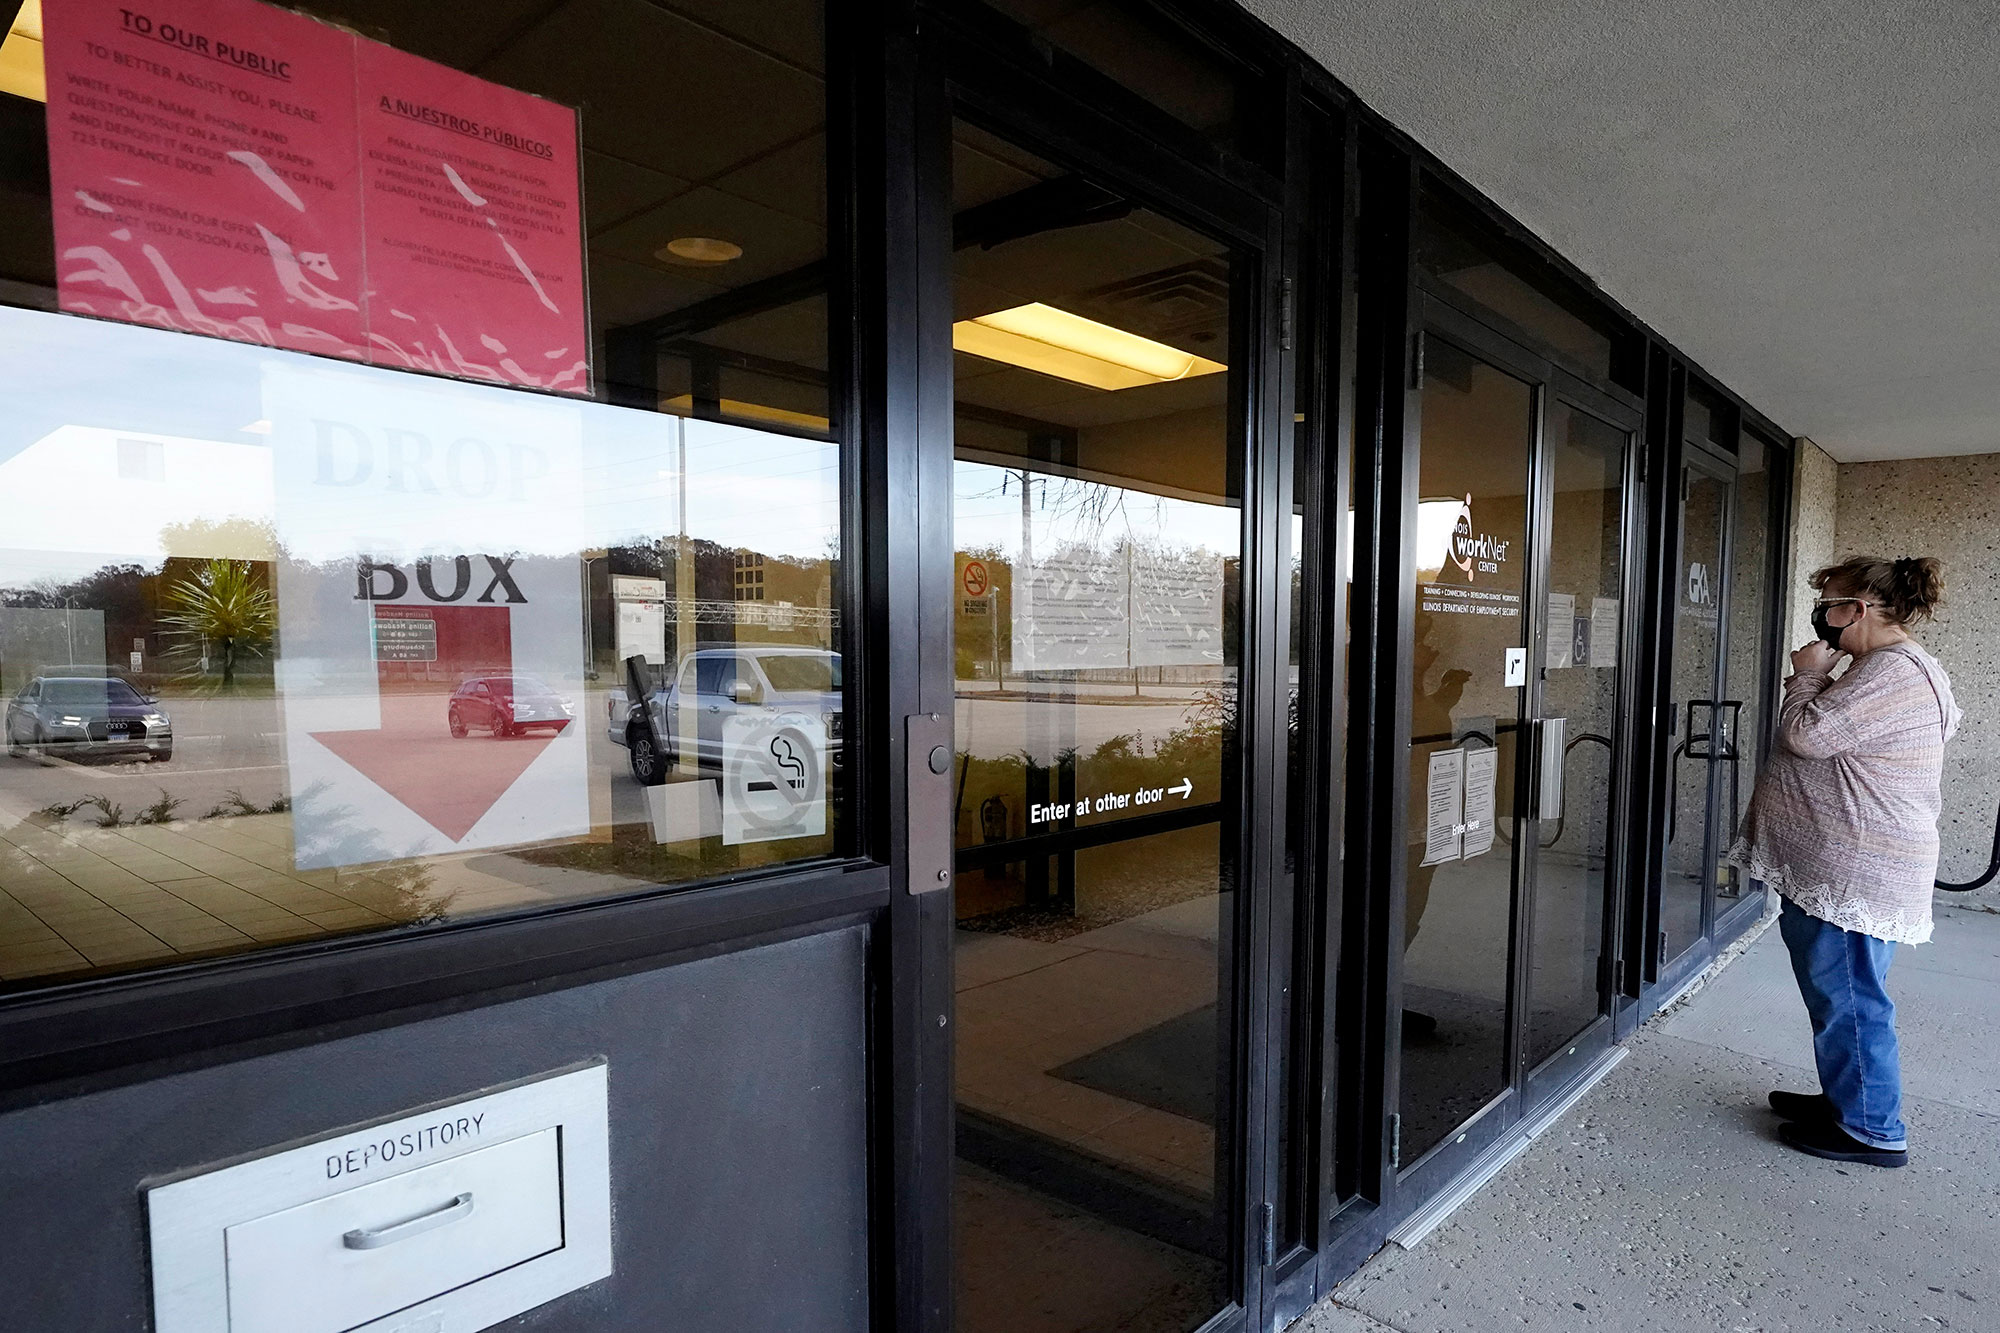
[1404,627,1470,1038]
[1728,557,1958,1169]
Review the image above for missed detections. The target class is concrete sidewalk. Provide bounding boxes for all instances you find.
[1298,902,2000,1333]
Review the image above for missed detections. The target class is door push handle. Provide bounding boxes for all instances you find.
[1713,699,1744,761]
[342,1192,475,1250]
[1526,721,1543,820]
[1683,699,1716,760]
[1530,717,1567,821]
[1683,700,1743,761]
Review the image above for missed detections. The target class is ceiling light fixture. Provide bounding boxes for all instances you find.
[661,395,829,433]
[952,302,1225,391]
[657,237,743,266]
[0,0,45,103]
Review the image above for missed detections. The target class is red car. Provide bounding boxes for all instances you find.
[447,674,574,739]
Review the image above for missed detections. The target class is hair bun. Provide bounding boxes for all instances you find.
[1893,556,1945,621]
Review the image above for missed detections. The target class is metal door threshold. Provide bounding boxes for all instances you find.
[1387,1045,1629,1249]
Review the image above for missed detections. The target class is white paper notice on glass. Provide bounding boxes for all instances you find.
[721,712,829,846]
[265,361,590,870]
[1590,596,1622,668]
[1462,747,1498,860]
[1011,549,1126,671]
[1546,592,1577,669]
[1422,747,1466,867]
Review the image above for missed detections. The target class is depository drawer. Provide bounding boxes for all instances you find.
[223,1127,565,1333]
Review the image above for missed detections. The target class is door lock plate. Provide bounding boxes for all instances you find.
[907,712,953,894]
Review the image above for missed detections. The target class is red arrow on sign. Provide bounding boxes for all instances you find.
[311,605,563,841]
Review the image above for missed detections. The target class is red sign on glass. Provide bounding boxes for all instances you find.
[41,0,589,394]
[354,42,587,390]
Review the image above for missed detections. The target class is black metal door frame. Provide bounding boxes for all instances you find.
[1637,434,1740,1009]
[1271,91,1357,1328]
[1307,125,1408,1293]
[914,10,1299,1330]
[1377,289,1645,1214]
[1517,359,1645,1113]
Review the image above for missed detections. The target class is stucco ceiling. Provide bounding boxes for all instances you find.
[1245,0,2000,462]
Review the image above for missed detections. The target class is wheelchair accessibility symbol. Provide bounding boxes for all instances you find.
[722,713,828,845]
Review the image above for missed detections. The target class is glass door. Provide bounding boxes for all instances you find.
[1658,450,1733,974]
[1392,300,1637,1193]
[1652,419,1775,987]
[945,116,1273,1333]
[1716,432,1776,922]
[1519,386,1635,1104]
[1397,327,1535,1180]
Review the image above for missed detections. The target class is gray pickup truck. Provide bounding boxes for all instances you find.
[607,646,843,786]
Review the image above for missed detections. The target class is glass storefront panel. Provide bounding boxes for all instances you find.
[1414,197,1621,386]
[1524,400,1624,1070]
[0,0,843,989]
[1718,432,1772,908]
[1401,336,1532,1162]
[949,119,1239,1333]
[1661,465,1727,964]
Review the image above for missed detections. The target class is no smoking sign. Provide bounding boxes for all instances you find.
[962,560,989,598]
[722,712,829,845]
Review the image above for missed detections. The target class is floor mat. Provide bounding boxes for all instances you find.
[1049,1003,1217,1125]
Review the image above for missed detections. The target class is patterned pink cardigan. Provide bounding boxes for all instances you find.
[1727,641,1961,944]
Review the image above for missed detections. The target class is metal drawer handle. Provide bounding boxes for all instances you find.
[342,1192,475,1250]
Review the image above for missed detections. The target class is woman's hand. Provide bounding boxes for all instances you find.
[1790,641,1840,676]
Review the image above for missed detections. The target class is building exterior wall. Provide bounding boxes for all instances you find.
[1786,439,1840,654]
[1832,453,2000,909]
[0,1,1811,1325]
[0,928,872,1331]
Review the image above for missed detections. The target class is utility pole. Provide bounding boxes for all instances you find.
[580,550,606,679]
[1018,466,1036,692]
[674,418,696,774]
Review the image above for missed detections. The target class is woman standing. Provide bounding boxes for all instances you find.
[1727,556,1960,1169]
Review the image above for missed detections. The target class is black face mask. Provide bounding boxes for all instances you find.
[1811,604,1847,651]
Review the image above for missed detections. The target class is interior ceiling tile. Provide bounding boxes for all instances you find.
[667,0,826,73]
[1244,0,2000,461]
[591,186,825,287]
[954,137,1056,212]
[583,152,692,236]
[952,355,1228,428]
[699,299,831,369]
[712,134,829,229]
[958,226,1215,320]
[476,0,823,183]
[306,0,564,66]
[585,253,721,328]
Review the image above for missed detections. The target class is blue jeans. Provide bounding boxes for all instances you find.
[1778,897,1908,1151]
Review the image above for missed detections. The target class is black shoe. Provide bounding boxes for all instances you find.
[1768,1090,1835,1123]
[1778,1120,1907,1169]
